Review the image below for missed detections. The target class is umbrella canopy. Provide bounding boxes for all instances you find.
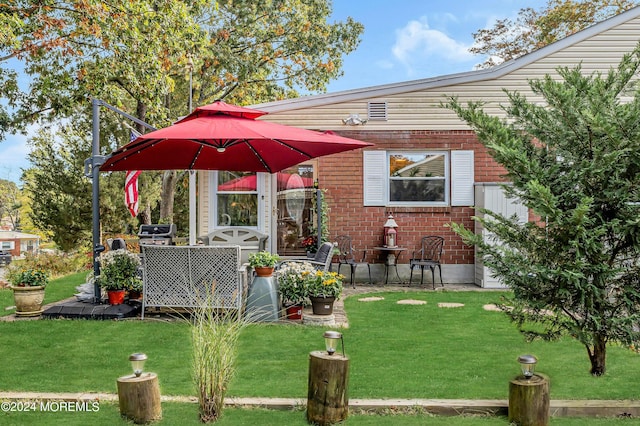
[100,101,373,173]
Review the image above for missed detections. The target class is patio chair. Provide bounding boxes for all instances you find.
[409,236,444,289]
[336,235,371,288]
[277,241,335,272]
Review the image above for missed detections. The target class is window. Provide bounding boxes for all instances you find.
[389,152,447,204]
[363,150,474,207]
[1,241,14,250]
[215,171,259,227]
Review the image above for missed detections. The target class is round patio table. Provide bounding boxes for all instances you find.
[373,247,406,284]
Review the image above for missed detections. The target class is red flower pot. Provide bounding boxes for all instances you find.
[108,290,126,305]
[285,304,303,320]
[254,267,275,277]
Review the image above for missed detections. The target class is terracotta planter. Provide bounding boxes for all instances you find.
[10,285,45,317]
[254,266,275,277]
[310,296,335,315]
[108,289,126,305]
[128,290,142,300]
[285,304,303,320]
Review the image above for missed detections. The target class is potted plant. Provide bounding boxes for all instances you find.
[127,279,143,301]
[98,249,142,305]
[301,235,318,257]
[7,267,49,317]
[304,270,344,315]
[248,251,280,277]
[276,261,316,319]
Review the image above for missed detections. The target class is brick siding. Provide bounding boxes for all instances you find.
[318,130,506,266]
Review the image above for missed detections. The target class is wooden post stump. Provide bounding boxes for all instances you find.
[509,374,549,426]
[307,350,349,425]
[117,373,162,424]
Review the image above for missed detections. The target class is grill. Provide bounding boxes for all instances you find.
[138,224,177,246]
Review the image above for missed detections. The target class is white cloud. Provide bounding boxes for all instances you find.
[375,59,395,70]
[392,17,475,75]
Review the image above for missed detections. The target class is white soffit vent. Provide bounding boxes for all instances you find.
[368,102,387,121]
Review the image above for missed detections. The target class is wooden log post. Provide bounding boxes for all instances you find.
[117,373,162,424]
[508,374,550,426]
[307,350,349,425]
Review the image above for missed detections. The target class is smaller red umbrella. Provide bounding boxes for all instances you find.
[100,101,373,173]
[218,173,314,191]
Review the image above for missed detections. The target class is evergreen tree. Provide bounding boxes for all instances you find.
[447,43,640,376]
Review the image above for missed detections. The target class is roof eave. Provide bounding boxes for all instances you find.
[252,5,640,113]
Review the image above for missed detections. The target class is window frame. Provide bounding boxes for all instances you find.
[387,150,450,207]
[210,171,263,229]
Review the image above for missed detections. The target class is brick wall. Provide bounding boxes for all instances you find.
[318,130,506,266]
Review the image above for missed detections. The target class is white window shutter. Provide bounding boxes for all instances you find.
[451,150,474,206]
[363,151,387,206]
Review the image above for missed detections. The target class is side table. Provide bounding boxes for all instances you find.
[373,247,406,284]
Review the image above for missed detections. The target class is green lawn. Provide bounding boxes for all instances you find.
[0,402,637,425]
[2,275,640,424]
[1,289,640,399]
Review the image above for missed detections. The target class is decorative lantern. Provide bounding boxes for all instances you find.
[517,354,537,379]
[383,214,398,248]
[129,353,148,377]
[323,330,345,356]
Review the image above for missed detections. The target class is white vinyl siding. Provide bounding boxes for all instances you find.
[254,16,640,131]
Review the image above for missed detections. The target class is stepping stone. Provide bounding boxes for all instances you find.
[483,304,501,311]
[397,299,426,305]
[438,302,464,308]
[484,304,513,312]
[358,297,384,302]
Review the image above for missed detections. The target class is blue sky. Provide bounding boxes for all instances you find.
[0,0,546,184]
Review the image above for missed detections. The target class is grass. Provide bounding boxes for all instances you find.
[1,289,640,399]
[0,402,637,425]
[2,273,640,423]
[0,271,86,317]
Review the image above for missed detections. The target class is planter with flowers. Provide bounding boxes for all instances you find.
[127,278,143,301]
[98,249,142,305]
[7,267,49,317]
[248,251,280,277]
[276,261,316,320]
[302,236,318,257]
[304,270,344,315]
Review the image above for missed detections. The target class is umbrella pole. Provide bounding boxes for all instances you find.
[90,99,106,303]
[89,99,157,304]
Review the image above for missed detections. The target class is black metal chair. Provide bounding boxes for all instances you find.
[336,235,371,288]
[409,236,444,289]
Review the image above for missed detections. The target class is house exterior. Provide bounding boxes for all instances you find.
[0,231,40,258]
[197,7,640,284]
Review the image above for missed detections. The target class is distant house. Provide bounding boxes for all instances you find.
[196,6,640,285]
[0,231,40,258]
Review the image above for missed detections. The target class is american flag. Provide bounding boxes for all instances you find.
[125,130,141,217]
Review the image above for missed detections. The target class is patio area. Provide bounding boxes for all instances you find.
[13,280,481,323]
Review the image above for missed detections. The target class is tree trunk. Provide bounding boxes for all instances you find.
[588,335,607,376]
[117,373,162,424]
[508,375,549,426]
[160,170,177,223]
[307,351,349,425]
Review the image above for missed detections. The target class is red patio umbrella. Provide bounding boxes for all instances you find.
[100,101,373,173]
